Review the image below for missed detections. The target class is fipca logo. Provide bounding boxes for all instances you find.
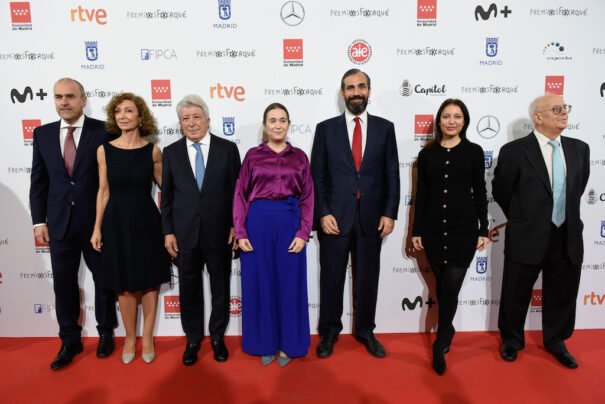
[22,119,41,146]
[484,150,493,169]
[530,289,542,312]
[141,49,177,60]
[545,75,564,95]
[283,39,303,67]
[11,87,48,104]
[417,0,437,27]
[10,2,32,31]
[543,41,571,61]
[414,115,434,141]
[400,80,446,97]
[475,3,512,21]
[222,117,235,136]
[477,115,500,139]
[402,295,436,311]
[215,0,236,29]
[480,37,502,66]
[151,80,172,107]
[404,194,412,206]
[348,39,372,65]
[230,296,242,317]
[281,1,305,26]
[163,295,180,319]
[34,303,54,314]
[82,41,104,70]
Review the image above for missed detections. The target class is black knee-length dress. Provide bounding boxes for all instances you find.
[412,141,488,268]
[101,142,170,292]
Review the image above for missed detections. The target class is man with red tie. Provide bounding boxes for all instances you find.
[311,69,400,358]
[30,78,117,370]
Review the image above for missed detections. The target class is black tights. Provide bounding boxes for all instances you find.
[432,264,468,349]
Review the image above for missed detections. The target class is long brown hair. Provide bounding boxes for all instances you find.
[426,98,470,148]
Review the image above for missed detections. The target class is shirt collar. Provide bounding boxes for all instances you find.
[534,129,561,147]
[186,133,211,148]
[345,108,368,125]
[61,114,85,130]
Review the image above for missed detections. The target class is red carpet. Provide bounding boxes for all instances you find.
[1,330,603,403]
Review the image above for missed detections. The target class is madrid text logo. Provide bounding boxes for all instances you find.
[530,289,542,312]
[477,115,500,139]
[283,39,303,67]
[348,40,372,65]
[141,49,177,60]
[417,0,437,27]
[82,41,104,70]
[209,84,245,101]
[414,114,434,141]
[10,87,47,104]
[222,117,235,136]
[70,6,107,25]
[475,3,511,20]
[218,0,231,20]
[151,80,172,107]
[10,2,32,30]
[22,119,40,145]
[164,295,180,319]
[476,256,488,274]
[400,80,446,97]
[484,150,493,169]
[545,76,564,95]
[281,1,305,26]
[230,296,242,317]
[402,296,436,311]
[583,292,605,306]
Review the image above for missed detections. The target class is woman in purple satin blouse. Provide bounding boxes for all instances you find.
[233,103,313,367]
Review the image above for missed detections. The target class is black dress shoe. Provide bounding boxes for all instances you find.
[211,339,229,362]
[50,342,83,370]
[96,334,115,358]
[354,334,386,358]
[183,343,201,366]
[432,344,446,375]
[551,350,578,369]
[500,344,518,362]
[316,335,338,358]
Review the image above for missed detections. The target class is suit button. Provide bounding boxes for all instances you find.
[445,161,450,165]
[442,204,447,208]
[443,219,447,223]
[71,201,75,206]
[444,260,448,264]
[70,181,75,185]
[447,148,451,152]
[443,189,448,194]
[444,246,447,250]
[444,174,448,178]
[443,232,448,236]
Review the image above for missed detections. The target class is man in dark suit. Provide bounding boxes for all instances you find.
[493,94,590,368]
[161,94,241,365]
[311,69,400,358]
[29,78,117,370]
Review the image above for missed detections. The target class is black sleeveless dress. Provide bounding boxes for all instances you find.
[101,142,170,292]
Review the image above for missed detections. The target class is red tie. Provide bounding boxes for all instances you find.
[352,117,362,198]
[64,126,76,176]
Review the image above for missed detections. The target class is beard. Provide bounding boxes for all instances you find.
[345,95,368,115]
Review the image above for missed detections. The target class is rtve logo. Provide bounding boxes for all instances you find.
[210,84,245,101]
[583,292,605,305]
[70,6,107,25]
[10,2,31,23]
[414,114,434,134]
[545,76,564,96]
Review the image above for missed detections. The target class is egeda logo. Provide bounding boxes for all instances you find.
[222,117,235,136]
[402,296,436,311]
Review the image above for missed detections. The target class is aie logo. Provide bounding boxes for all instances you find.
[545,76,564,96]
[85,41,98,61]
[218,0,231,20]
[484,150,493,168]
[475,3,511,20]
[230,296,242,317]
[222,117,235,136]
[281,1,305,26]
[477,115,500,139]
[10,87,47,103]
[476,256,488,274]
[402,296,436,311]
[348,39,372,65]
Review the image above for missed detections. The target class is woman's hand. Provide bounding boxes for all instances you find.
[238,238,253,252]
[411,236,424,251]
[476,236,489,252]
[288,237,306,253]
[91,228,103,252]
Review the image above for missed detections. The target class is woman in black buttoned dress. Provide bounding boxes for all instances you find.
[412,99,489,375]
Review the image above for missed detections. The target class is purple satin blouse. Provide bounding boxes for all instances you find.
[233,142,314,240]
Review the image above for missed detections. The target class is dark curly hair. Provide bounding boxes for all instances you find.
[105,92,157,136]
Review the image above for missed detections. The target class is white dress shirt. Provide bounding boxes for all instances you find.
[534,129,567,188]
[186,134,211,180]
[59,114,85,157]
[344,109,368,157]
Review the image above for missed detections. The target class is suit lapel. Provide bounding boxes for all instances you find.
[200,134,219,193]
[523,132,552,195]
[360,113,376,172]
[176,137,199,193]
[71,116,92,176]
[337,114,357,171]
[561,136,577,198]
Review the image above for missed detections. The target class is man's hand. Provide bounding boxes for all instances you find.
[164,234,179,258]
[228,227,238,251]
[320,214,340,235]
[34,225,49,246]
[378,216,394,238]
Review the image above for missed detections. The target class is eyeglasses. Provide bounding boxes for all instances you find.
[535,104,572,115]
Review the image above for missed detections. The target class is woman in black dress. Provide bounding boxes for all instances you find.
[91,93,170,364]
[412,99,489,375]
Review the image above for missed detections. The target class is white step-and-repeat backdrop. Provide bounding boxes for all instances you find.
[1,0,604,338]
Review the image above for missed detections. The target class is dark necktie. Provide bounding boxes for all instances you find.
[64,126,76,176]
[352,117,362,198]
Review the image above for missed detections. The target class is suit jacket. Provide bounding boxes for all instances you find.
[492,132,590,265]
[311,113,400,235]
[161,134,241,250]
[30,116,111,240]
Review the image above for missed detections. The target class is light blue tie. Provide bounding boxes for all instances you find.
[548,140,566,227]
[192,142,205,190]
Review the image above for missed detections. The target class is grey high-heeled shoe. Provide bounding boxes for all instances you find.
[261,355,275,366]
[277,352,291,368]
[142,341,155,364]
[122,347,135,364]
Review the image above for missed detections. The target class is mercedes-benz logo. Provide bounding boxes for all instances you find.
[281,1,305,26]
[477,115,500,139]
